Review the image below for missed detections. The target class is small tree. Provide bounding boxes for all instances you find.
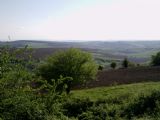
[110,62,116,69]
[98,65,103,70]
[151,52,160,66]
[38,48,98,94]
[122,58,129,68]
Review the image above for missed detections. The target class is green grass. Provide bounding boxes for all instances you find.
[71,82,160,101]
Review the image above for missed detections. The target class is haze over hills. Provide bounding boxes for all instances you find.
[1,40,160,66]
[1,40,160,49]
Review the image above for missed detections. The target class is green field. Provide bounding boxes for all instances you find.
[72,82,160,100]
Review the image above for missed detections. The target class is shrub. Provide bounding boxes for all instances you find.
[0,70,47,120]
[38,48,98,94]
[62,98,93,117]
[0,46,35,78]
[78,106,108,120]
[122,90,160,119]
[110,62,116,69]
[98,65,104,70]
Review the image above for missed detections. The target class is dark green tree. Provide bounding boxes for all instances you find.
[98,65,103,70]
[38,48,98,94]
[122,58,129,68]
[110,62,116,69]
[151,52,160,66]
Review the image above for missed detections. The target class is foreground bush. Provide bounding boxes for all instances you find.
[122,90,160,119]
[0,46,68,120]
[0,70,70,120]
[0,70,46,120]
[61,90,160,120]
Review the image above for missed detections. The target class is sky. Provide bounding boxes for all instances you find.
[0,0,160,41]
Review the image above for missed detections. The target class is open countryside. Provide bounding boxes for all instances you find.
[1,0,160,119]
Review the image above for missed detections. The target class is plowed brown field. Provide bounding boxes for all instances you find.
[76,66,160,89]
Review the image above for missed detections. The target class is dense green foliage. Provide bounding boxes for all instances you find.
[38,48,98,93]
[0,46,68,120]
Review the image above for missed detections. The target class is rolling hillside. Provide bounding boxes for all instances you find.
[1,40,160,64]
[72,82,160,100]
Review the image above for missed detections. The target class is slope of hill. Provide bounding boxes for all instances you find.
[72,82,160,100]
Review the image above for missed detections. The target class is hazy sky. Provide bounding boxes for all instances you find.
[0,0,160,41]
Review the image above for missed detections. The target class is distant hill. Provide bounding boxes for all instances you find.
[1,40,160,49]
[1,40,160,64]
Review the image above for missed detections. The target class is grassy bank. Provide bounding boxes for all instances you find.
[72,82,160,100]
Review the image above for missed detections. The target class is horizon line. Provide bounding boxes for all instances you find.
[1,39,160,42]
